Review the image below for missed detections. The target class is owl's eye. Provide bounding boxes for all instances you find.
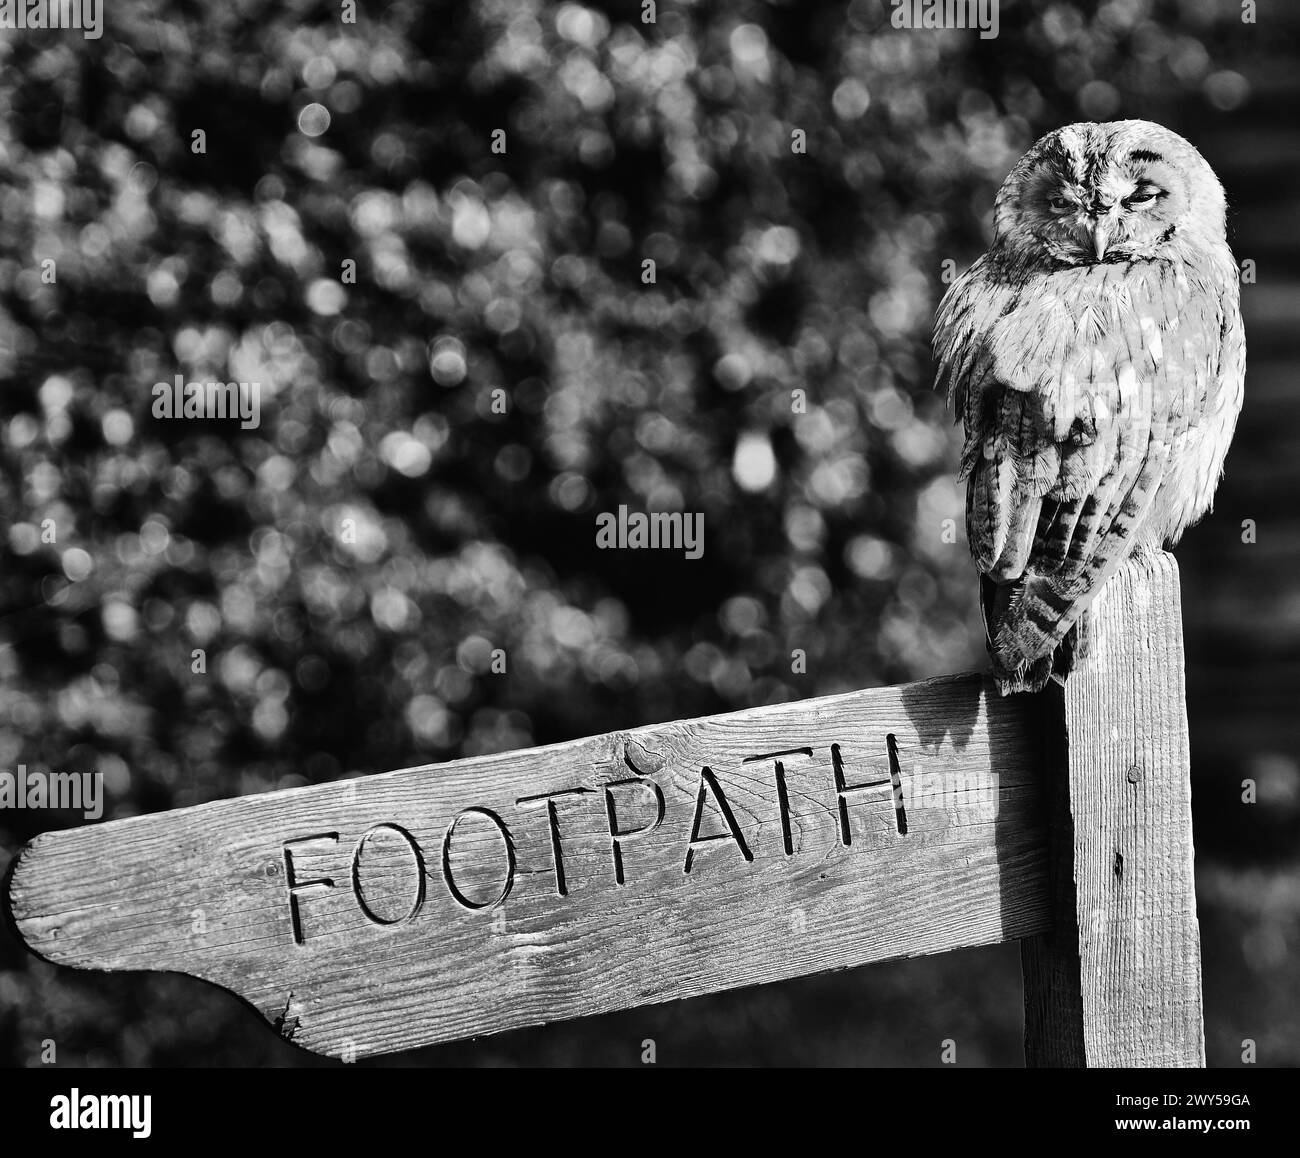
[1123,188,1162,209]
[1048,195,1073,213]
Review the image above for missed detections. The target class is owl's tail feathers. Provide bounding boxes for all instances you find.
[992,650,1056,696]
[980,574,1092,696]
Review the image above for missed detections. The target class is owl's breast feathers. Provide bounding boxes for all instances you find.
[934,247,1244,691]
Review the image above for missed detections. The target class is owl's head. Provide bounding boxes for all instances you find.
[991,120,1228,266]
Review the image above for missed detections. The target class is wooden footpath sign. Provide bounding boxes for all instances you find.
[4,552,1204,1065]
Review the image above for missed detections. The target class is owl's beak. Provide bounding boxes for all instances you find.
[1091,222,1111,260]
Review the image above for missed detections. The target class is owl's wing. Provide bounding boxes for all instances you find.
[935,258,1224,684]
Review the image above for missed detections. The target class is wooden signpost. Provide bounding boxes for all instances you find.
[4,552,1204,1065]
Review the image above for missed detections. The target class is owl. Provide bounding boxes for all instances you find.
[933,120,1245,694]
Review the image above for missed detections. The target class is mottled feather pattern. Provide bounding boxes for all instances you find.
[934,121,1245,693]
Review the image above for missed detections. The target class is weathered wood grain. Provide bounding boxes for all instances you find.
[7,674,1049,1059]
[1021,550,1205,1066]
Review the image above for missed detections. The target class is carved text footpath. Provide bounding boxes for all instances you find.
[281,736,908,944]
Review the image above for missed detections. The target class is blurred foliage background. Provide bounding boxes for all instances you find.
[1,0,1296,1067]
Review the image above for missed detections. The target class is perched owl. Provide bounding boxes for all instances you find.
[933,120,1245,694]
